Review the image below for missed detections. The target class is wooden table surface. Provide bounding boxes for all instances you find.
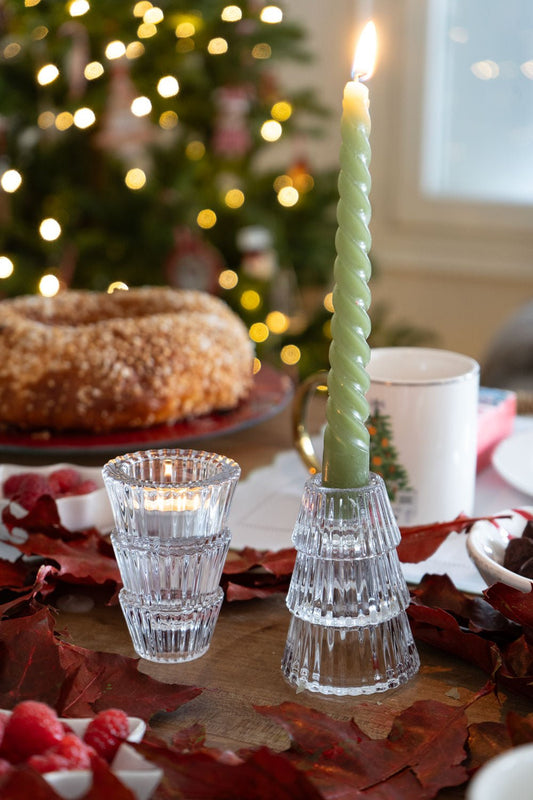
[8,399,531,798]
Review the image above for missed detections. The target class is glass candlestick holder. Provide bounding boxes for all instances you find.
[281,472,419,696]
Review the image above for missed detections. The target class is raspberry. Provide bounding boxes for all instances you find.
[28,733,93,773]
[2,474,29,499]
[70,480,98,496]
[9,474,52,510]
[0,758,11,776]
[1,701,64,763]
[0,712,8,749]
[48,468,82,497]
[83,709,129,762]
[27,752,70,774]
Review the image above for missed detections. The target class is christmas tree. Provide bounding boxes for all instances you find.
[367,402,411,502]
[0,0,339,372]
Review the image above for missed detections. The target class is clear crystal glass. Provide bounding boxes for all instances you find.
[111,528,231,601]
[102,449,241,539]
[291,473,401,558]
[282,472,420,695]
[102,449,240,663]
[286,548,410,626]
[119,587,224,663]
[282,610,419,696]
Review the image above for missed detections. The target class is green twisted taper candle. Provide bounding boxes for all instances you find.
[322,65,373,489]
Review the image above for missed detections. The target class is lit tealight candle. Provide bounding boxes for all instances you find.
[322,21,377,489]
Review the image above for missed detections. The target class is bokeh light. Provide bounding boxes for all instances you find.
[271,101,292,121]
[37,64,59,85]
[131,96,152,116]
[157,76,179,97]
[224,189,245,208]
[0,257,14,279]
[208,37,228,55]
[266,311,289,334]
[39,218,61,241]
[252,43,271,59]
[1,170,22,193]
[249,322,269,343]
[197,209,217,228]
[261,120,282,142]
[280,344,301,365]
[39,274,60,297]
[107,281,129,293]
[55,111,74,130]
[240,290,261,311]
[84,61,104,80]
[221,6,242,22]
[219,269,239,290]
[125,168,147,189]
[73,107,96,128]
[277,186,299,207]
[159,110,178,129]
[260,5,283,23]
[69,0,90,17]
[185,141,205,160]
[144,6,163,23]
[105,40,126,59]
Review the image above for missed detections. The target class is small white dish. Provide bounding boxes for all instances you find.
[467,742,533,800]
[0,463,113,532]
[1,710,162,800]
[492,430,533,498]
[466,507,533,592]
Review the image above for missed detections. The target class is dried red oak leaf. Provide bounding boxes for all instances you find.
[0,604,200,721]
[397,515,508,564]
[223,547,295,602]
[225,581,290,602]
[495,636,533,701]
[484,582,533,629]
[411,574,517,636]
[408,577,504,678]
[137,735,323,800]
[0,606,64,709]
[57,640,201,719]
[255,699,470,799]
[0,559,30,590]
[1,495,68,539]
[466,721,512,773]
[223,548,295,578]
[16,531,121,588]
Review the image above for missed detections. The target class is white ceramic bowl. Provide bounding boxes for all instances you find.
[1,710,162,800]
[0,463,113,532]
[467,743,533,800]
[466,507,533,593]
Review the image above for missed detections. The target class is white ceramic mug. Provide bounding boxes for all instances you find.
[365,347,479,526]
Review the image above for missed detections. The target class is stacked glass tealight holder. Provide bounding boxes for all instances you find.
[103,448,240,664]
[282,472,419,695]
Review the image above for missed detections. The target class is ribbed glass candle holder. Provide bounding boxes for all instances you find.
[103,449,240,539]
[111,528,231,602]
[119,587,224,664]
[282,472,419,695]
[103,449,240,663]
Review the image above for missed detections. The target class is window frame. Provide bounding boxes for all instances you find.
[368,0,533,280]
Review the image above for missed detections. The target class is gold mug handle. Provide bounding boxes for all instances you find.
[291,370,328,475]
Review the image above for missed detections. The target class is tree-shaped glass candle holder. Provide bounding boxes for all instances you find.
[281,472,419,695]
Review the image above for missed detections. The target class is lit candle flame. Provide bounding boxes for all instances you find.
[351,21,377,81]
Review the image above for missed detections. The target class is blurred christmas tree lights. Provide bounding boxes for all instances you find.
[0,0,342,374]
